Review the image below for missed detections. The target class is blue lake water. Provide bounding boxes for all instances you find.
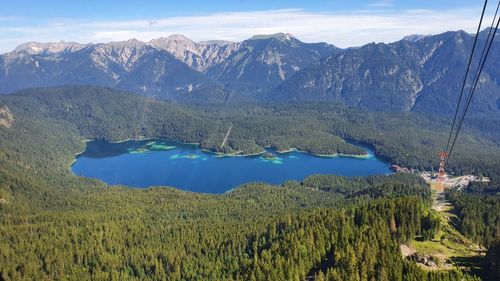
[71,139,392,194]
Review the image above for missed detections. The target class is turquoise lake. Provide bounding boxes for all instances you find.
[71,139,393,194]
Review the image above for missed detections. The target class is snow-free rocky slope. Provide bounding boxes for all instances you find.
[1,30,499,116]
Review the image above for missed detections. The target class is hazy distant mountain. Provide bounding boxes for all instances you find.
[0,30,499,116]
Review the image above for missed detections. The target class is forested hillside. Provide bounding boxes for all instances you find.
[0,86,498,280]
[444,183,500,281]
[2,86,499,182]
[446,183,500,248]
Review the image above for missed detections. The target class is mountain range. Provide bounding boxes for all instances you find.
[1,30,499,116]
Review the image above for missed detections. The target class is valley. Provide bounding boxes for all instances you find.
[0,4,499,278]
[0,86,499,280]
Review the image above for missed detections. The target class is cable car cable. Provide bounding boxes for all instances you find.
[446,8,500,164]
[445,0,489,152]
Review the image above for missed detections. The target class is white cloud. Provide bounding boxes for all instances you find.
[0,8,489,53]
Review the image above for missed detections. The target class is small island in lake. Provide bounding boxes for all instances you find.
[263,152,277,160]
[129,147,150,154]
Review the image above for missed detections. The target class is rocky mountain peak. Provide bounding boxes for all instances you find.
[91,39,150,72]
[148,35,240,71]
[103,38,147,50]
[149,35,197,52]
[402,34,430,42]
[249,33,297,42]
[165,34,194,43]
[12,41,88,55]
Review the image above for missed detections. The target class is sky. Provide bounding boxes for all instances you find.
[0,0,495,53]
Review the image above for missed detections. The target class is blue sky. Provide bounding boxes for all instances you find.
[0,0,492,52]
[0,0,480,19]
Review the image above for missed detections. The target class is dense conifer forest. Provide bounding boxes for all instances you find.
[446,189,500,248]
[0,86,498,280]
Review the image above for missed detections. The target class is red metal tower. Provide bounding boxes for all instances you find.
[438,151,448,180]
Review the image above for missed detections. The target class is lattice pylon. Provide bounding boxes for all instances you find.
[438,151,448,180]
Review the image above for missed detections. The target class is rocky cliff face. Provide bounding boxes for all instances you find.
[149,35,239,71]
[206,33,338,92]
[0,38,223,100]
[0,106,14,128]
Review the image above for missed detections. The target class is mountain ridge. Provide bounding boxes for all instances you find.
[0,30,499,116]
[274,29,500,116]
[0,33,338,100]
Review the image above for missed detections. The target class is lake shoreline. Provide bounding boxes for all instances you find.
[267,146,371,159]
[71,138,393,193]
[312,152,371,159]
[73,137,376,165]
